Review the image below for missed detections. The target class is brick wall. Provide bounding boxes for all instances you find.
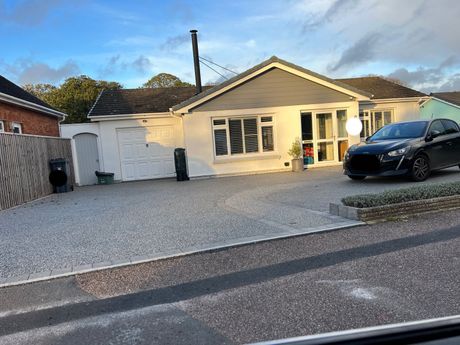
[0,102,60,137]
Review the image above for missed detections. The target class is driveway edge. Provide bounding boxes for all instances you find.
[0,220,363,289]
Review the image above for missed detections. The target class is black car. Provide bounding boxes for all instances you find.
[343,119,460,181]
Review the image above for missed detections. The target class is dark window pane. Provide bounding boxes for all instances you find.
[374,111,383,130]
[261,116,272,122]
[229,119,244,154]
[337,110,347,138]
[262,126,274,152]
[213,119,225,126]
[384,111,392,125]
[441,120,460,134]
[301,112,312,141]
[243,118,259,153]
[214,129,228,156]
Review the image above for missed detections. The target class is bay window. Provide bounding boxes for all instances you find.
[213,115,275,157]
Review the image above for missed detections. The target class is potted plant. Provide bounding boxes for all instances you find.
[288,138,304,172]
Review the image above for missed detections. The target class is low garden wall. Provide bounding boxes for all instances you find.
[330,195,460,222]
[330,181,460,223]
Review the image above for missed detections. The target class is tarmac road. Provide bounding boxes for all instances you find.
[0,209,459,344]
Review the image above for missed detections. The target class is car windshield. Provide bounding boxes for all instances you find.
[370,121,428,140]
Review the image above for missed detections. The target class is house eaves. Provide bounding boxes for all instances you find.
[88,112,173,122]
[0,92,66,119]
[360,96,430,104]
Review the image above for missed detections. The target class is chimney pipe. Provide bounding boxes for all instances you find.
[190,29,202,94]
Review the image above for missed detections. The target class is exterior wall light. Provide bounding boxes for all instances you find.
[346,116,363,136]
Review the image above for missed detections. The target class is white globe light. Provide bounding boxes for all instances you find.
[346,117,363,136]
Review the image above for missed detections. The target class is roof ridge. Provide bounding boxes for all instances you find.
[108,86,200,92]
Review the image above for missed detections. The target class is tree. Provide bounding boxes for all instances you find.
[23,83,58,104]
[142,73,193,88]
[25,76,122,123]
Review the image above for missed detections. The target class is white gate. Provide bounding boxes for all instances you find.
[74,133,100,185]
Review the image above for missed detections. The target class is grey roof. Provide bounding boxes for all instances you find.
[0,75,56,110]
[431,91,460,107]
[171,56,373,112]
[88,86,212,117]
[337,77,426,99]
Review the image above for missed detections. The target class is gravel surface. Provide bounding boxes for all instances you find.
[1,166,459,279]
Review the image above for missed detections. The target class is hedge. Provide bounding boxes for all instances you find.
[342,181,460,208]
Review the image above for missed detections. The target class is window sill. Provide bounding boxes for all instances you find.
[213,153,281,164]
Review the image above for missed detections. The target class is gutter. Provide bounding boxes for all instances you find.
[169,108,183,118]
[0,92,66,118]
[88,112,173,122]
[360,96,429,104]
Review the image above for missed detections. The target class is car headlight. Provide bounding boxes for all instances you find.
[387,147,409,157]
[344,151,350,160]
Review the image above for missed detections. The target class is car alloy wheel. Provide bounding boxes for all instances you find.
[411,155,430,181]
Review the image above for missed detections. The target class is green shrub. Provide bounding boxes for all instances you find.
[342,181,460,208]
[288,138,302,159]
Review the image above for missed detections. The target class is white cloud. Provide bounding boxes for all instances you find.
[2,59,80,84]
[245,40,256,48]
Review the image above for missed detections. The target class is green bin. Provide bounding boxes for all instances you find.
[95,171,114,185]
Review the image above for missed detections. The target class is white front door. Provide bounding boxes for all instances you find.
[301,109,349,166]
[117,126,176,181]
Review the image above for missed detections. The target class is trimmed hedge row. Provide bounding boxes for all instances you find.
[342,181,460,208]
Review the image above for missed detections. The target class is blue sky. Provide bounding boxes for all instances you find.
[1,0,460,92]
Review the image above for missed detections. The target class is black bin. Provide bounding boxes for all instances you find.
[174,148,189,181]
[49,158,71,193]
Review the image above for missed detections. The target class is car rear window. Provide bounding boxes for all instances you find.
[371,121,428,140]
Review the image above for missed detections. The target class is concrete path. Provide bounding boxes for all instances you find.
[0,166,459,282]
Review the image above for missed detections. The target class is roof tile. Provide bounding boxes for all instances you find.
[88,86,211,116]
[0,75,56,109]
[336,76,426,99]
[431,91,460,107]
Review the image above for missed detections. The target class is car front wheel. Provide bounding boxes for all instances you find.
[411,155,430,182]
[348,175,366,181]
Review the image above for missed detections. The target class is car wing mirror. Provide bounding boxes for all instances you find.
[426,131,440,141]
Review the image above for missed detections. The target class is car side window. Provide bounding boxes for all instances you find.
[441,120,460,134]
[428,120,446,137]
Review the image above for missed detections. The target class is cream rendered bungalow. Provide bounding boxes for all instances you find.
[61,56,428,185]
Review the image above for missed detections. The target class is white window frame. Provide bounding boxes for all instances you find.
[212,114,276,159]
[12,122,22,134]
[360,109,394,139]
[0,120,4,133]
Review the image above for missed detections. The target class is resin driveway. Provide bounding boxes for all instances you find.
[1,166,459,279]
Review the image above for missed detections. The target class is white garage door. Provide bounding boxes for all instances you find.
[117,126,176,181]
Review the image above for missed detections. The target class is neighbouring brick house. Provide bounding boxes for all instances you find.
[0,75,66,137]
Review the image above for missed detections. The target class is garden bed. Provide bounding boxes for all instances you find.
[330,181,460,223]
